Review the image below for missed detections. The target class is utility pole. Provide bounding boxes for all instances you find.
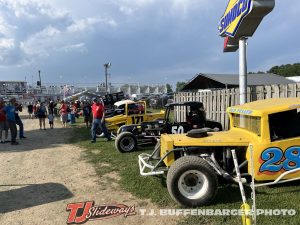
[38,70,42,93]
[104,63,111,94]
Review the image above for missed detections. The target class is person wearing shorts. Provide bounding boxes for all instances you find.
[48,113,54,129]
[82,101,92,127]
[37,102,47,130]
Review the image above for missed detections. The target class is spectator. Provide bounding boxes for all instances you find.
[48,100,56,114]
[27,102,33,119]
[4,98,18,145]
[91,98,111,143]
[82,101,92,128]
[0,98,9,143]
[15,101,26,138]
[37,102,47,130]
[59,100,68,127]
[48,113,54,129]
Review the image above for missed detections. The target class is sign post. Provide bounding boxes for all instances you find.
[219,0,275,104]
[239,37,247,104]
[219,1,275,224]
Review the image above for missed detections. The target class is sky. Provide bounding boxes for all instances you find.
[0,0,299,87]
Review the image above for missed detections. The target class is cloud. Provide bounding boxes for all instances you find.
[0,38,14,49]
[0,0,117,67]
[67,17,117,33]
[59,43,87,53]
[0,0,68,19]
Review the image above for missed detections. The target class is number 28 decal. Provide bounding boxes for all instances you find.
[259,146,300,173]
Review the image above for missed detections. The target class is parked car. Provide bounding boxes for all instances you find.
[115,102,222,153]
[103,101,165,134]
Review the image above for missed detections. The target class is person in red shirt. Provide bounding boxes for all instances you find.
[60,100,68,127]
[91,98,111,143]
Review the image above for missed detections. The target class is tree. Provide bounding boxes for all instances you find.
[166,83,173,93]
[268,63,300,77]
[249,63,300,77]
[176,82,187,92]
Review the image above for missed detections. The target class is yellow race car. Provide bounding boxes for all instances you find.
[105,100,165,134]
[138,98,300,206]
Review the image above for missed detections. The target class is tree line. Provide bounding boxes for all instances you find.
[250,63,300,77]
[174,63,300,92]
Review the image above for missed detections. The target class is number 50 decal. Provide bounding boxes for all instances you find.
[259,146,300,173]
[172,126,184,134]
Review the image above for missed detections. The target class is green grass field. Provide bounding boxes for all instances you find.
[69,121,300,225]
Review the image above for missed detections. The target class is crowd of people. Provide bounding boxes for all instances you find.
[0,97,111,145]
[0,97,26,145]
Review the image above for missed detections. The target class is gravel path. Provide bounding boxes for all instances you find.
[0,115,178,225]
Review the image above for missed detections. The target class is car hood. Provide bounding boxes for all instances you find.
[161,130,254,147]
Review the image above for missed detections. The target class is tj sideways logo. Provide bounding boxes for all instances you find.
[66,201,136,224]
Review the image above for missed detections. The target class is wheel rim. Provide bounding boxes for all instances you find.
[178,170,209,200]
[120,136,135,151]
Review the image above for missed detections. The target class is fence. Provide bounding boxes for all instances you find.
[174,83,300,130]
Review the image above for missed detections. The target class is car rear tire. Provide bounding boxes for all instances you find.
[167,156,218,207]
[115,131,137,153]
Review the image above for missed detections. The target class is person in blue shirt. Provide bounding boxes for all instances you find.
[4,98,18,145]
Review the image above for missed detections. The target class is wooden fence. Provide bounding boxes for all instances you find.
[174,83,300,130]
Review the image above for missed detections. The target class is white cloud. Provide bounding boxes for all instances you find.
[0,38,14,49]
[0,0,68,19]
[0,16,17,37]
[20,26,61,56]
[119,6,135,16]
[60,43,87,53]
[67,17,118,32]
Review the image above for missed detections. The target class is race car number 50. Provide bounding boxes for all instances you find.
[172,126,184,134]
[259,146,300,173]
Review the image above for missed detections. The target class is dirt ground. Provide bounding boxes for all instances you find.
[0,114,179,225]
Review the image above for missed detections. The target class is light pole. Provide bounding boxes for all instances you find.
[104,63,111,93]
[38,70,42,93]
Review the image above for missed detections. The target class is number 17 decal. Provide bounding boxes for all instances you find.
[259,146,300,173]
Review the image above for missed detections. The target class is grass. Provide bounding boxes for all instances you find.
[69,120,300,225]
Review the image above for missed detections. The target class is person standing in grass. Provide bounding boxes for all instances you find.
[82,101,92,128]
[90,98,111,143]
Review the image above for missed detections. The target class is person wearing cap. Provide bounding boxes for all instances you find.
[0,97,9,143]
[4,98,18,145]
[90,97,111,143]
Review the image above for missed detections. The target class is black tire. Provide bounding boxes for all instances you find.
[167,156,218,207]
[115,131,137,153]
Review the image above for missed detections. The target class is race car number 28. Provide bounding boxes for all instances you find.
[259,146,300,173]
